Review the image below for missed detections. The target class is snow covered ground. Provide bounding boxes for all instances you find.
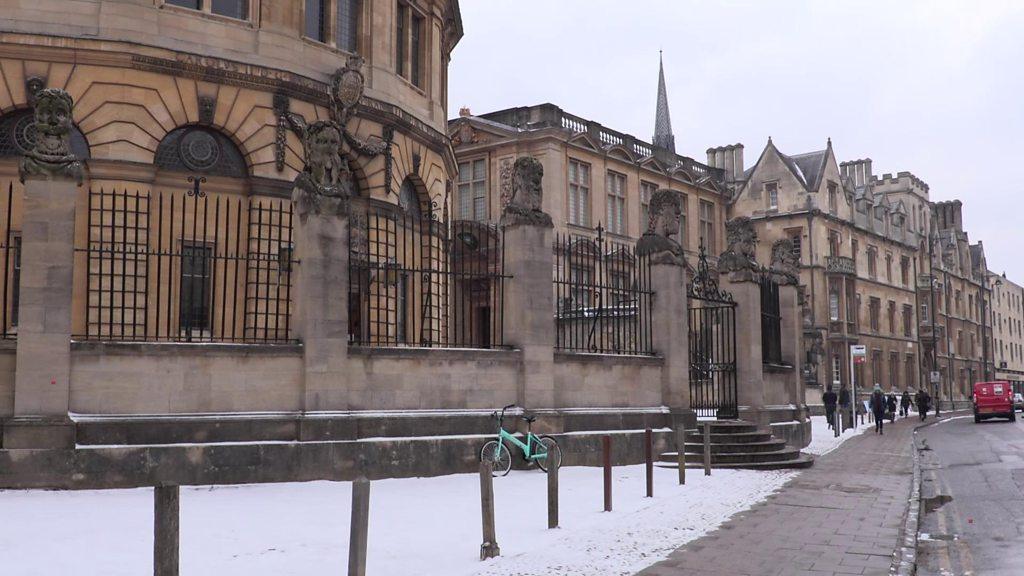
[0,417,865,576]
[803,415,872,456]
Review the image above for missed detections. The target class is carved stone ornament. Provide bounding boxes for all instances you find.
[499,156,552,228]
[498,157,514,209]
[636,188,685,266]
[198,95,216,125]
[293,121,352,221]
[291,55,385,220]
[769,238,800,285]
[19,88,84,185]
[717,216,759,279]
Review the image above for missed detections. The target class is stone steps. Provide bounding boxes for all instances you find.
[658,419,813,471]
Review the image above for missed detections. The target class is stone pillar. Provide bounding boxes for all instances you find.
[5,88,83,449]
[500,157,555,417]
[723,277,767,426]
[503,222,555,411]
[779,284,805,411]
[292,203,350,418]
[649,263,694,429]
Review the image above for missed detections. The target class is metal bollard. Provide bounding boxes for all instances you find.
[644,428,653,498]
[479,461,500,560]
[153,485,179,576]
[547,455,558,529]
[703,422,712,476]
[602,435,612,512]
[834,411,840,438]
[349,477,371,576]
[675,427,686,485]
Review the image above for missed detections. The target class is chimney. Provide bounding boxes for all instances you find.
[459,106,472,117]
[706,147,717,168]
[706,144,744,182]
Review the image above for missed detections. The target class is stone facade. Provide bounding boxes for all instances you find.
[989,272,1024,388]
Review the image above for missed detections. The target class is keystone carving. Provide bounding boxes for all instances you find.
[19,88,84,185]
[717,217,759,279]
[499,156,552,228]
[636,188,685,266]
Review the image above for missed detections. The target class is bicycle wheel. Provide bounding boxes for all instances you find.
[534,435,562,473]
[479,440,512,477]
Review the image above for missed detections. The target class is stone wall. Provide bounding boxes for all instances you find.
[0,347,14,417]
[552,353,664,408]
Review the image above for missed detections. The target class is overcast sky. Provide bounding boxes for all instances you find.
[448,0,1024,284]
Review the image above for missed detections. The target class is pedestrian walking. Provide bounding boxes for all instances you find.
[886,393,898,423]
[870,384,887,434]
[900,389,913,418]
[823,385,838,430]
[838,386,851,429]
[915,387,931,421]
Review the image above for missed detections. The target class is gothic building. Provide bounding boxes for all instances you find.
[989,272,1024,389]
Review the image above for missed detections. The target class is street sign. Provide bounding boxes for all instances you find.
[930,371,941,384]
[850,345,867,358]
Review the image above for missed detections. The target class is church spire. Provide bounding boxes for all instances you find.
[652,51,676,154]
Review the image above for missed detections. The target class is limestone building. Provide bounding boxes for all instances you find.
[989,271,1024,388]
[447,59,729,265]
[716,141,926,404]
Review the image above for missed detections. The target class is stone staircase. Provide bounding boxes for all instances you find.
[656,420,814,470]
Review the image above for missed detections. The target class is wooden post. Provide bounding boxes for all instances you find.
[675,427,686,485]
[602,434,612,512]
[348,477,371,576]
[547,456,558,529]
[479,461,500,559]
[153,485,179,576]
[644,428,653,498]
[703,422,712,476]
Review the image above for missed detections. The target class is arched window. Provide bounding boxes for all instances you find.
[398,177,423,218]
[154,126,247,177]
[0,108,90,159]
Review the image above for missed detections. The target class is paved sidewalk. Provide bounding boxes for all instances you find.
[637,415,930,576]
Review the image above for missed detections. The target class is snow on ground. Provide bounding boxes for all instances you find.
[0,465,793,576]
[0,417,875,576]
[803,414,872,456]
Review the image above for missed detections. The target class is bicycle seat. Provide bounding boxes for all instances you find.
[522,415,537,424]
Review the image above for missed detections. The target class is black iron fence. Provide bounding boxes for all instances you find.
[0,182,20,339]
[348,201,507,348]
[760,272,783,364]
[688,244,738,419]
[75,179,296,343]
[553,225,653,355]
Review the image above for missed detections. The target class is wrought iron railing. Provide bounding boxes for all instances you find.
[759,272,783,364]
[348,201,507,348]
[74,179,296,343]
[553,224,654,355]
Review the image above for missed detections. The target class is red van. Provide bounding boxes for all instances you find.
[973,381,1016,423]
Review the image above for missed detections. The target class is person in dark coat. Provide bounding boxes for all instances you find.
[838,386,852,429]
[870,384,887,434]
[823,385,838,430]
[900,390,913,418]
[916,388,931,421]
[886,393,898,422]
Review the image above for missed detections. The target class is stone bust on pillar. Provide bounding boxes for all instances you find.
[769,238,800,285]
[499,156,552,228]
[717,216,759,280]
[636,188,685,266]
[18,88,84,185]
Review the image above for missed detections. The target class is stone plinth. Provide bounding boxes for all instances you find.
[722,277,767,426]
[649,263,694,429]
[6,177,78,448]
[501,222,555,413]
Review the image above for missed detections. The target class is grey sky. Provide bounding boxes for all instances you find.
[448,0,1024,283]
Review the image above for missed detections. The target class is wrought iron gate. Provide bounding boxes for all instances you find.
[688,245,738,419]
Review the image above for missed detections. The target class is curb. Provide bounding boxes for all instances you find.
[890,411,965,576]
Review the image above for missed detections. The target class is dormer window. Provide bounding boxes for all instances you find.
[765,181,778,210]
[828,182,838,215]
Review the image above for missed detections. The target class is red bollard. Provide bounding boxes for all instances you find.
[644,428,653,498]
[603,434,612,512]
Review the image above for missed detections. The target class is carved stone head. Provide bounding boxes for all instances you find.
[500,156,552,228]
[717,216,759,277]
[294,120,352,220]
[19,87,83,184]
[637,189,685,265]
[769,238,800,285]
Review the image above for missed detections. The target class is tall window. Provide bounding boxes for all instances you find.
[765,181,778,210]
[828,230,840,257]
[832,354,841,385]
[871,350,881,386]
[787,228,802,262]
[887,300,896,334]
[900,256,910,286]
[906,355,916,390]
[851,238,859,268]
[337,0,360,53]
[699,200,715,253]
[568,160,591,227]
[890,351,900,389]
[166,0,248,20]
[640,181,657,231]
[903,304,913,337]
[867,248,877,278]
[305,0,328,42]
[398,178,421,218]
[869,297,880,332]
[457,159,487,221]
[828,181,838,215]
[921,303,929,324]
[396,3,426,88]
[885,253,893,283]
[829,291,840,322]
[606,171,626,235]
[679,193,689,250]
[180,243,213,332]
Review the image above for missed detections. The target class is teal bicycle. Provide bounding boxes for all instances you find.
[479,404,562,477]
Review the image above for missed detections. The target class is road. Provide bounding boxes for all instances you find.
[916,413,1024,576]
